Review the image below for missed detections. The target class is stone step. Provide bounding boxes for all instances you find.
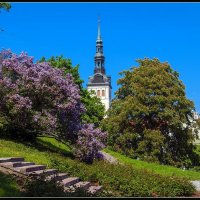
[14,165,46,173]
[26,169,58,177]
[0,157,103,195]
[62,177,80,187]
[0,157,24,163]
[74,181,92,190]
[87,185,102,194]
[191,181,200,191]
[0,161,34,168]
[46,173,69,181]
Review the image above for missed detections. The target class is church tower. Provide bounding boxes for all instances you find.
[87,18,112,112]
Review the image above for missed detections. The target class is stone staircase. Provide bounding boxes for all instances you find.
[0,157,102,195]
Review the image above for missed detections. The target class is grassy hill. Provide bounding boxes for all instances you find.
[0,137,199,197]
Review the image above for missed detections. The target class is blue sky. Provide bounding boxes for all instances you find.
[1,2,200,112]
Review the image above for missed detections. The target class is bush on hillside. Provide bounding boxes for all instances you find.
[0,49,106,163]
[74,124,107,163]
[50,159,195,197]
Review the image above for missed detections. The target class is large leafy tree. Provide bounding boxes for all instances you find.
[39,55,105,127]
[101,58,199,168]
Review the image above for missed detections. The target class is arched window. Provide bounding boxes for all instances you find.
[97,90,100,96]
[102,90,105,97]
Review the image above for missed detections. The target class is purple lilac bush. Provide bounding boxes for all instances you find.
[0,49,107,163]
[74,124,107,163]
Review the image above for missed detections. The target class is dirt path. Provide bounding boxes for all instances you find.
[99,151,119,164]
[190,191,200,197]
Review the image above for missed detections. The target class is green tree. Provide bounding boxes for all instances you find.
[101,58,200,168]
[81,89,105,126]
[0,3,11,12]
[39,55,105,127]
[0,2,11,32]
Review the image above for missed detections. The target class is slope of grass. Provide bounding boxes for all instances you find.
[36,136,72,157]
[103,148,200,180]
[0,137,74,168]
[0,137,197,197]
[0,172,22,197]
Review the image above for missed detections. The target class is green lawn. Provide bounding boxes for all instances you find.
[0,172,22,197]
[37,136,72,157]
[103,148,200,180]
[0,137,74,169]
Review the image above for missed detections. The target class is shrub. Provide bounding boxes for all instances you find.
[74,124,107,163]
[0,49,84,141]
[50,158,195,197]
[0,49,107,163]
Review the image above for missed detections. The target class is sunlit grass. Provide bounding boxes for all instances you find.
[103,148,200,180]
[36,136,73,157]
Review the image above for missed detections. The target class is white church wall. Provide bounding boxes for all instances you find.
[87,85,111,112]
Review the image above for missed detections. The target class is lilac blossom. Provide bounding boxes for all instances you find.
[0,49,107,163]
[74,124,107,163]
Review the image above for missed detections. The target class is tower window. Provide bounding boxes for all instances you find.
[98,61,100,66]
[97,90,100,96]
[102,90,105,96]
